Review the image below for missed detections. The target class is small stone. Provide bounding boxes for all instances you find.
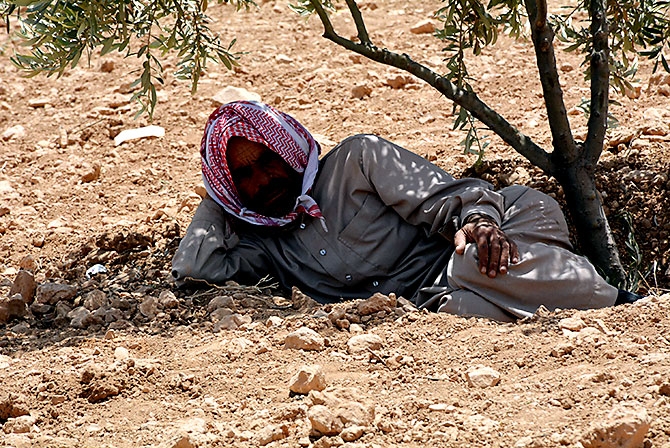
[2,415,36,434]
[139,296,158,318]
[83,289,107,311]
[255,424,288,445]
[104,329,116,340]
[266,316,284,327]
[410,19,435,34]
[357,292,396,315]
[351,84,372,99]
[347,333,383,354]
[285,327,325,351]
[58,127,69,147]
[308,405,343,436]
[559,317,587,332]
[207,295,235,312]
[341,425,365,442]
[35,282,77,305]
[81,163,101,183]
[100,60,115,72]
[551,342,575,357]
[114,346,130,361]
[18,256,37,272]
[213,313,252,331]
[2,125,26,141]
[28,98,51,107]
[68,306,100,329]
[289,365,327,395]
[159,290,179,309]
[466,366,501,388]
[30,235,45,247]
[275,54,293,64]
[210,86,261,107]
[9,270,37,303]
[0,294,27,324]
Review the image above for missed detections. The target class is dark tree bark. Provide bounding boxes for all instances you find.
[526,0,625,284]
[307,0,627,286]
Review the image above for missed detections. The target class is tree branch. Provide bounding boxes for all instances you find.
[344,0,370,45]
[525,0,579,166]
[584,0,609,166]
[307,0,553,174]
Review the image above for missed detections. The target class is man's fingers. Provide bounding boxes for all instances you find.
[510,240,520,264]
[499,238,510,275]
[488,236,502,277]
[454,228,467,255]
[476,232,490,275]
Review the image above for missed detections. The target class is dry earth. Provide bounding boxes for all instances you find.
[1,0,670,447]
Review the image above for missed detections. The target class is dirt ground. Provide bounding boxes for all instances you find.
[1,0,670,447]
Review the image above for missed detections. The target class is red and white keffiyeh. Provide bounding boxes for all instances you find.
[201,100,324,227]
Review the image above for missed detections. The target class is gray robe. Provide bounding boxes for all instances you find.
[172,134,617,320]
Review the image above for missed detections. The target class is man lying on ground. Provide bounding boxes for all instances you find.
[171,101,640,322]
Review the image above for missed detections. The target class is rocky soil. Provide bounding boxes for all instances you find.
[1,0,670,447]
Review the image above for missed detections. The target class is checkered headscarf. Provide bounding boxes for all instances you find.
[201,101,324,227]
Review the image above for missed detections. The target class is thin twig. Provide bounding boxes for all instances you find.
[344,0,370,45]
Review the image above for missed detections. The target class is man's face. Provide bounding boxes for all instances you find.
[226,136,302,218]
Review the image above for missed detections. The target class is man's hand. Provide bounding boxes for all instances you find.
[454,215,519,278]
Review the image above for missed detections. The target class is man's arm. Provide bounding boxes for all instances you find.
[324,135,515,278]
[171,195,273,286]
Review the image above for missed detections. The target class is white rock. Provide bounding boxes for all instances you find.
[114,125,165,146]
[285,327,325,351]
[466,366,501,388]
[341,425,365,442]
[559,316,587,332]
[581,405,651,448]
[347,333,383,354]
[0,180,14,193]
[255,424,288,445]
[266,316,284,327]
[2,124,26,140]
[336,400,374,427]
[28,98,50,107]
[210,86,261,106]
[308,405,343,436]
[289,365,327,395]
[114,346,130,361]
[275,54,294,64]
[2,415,36,434]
